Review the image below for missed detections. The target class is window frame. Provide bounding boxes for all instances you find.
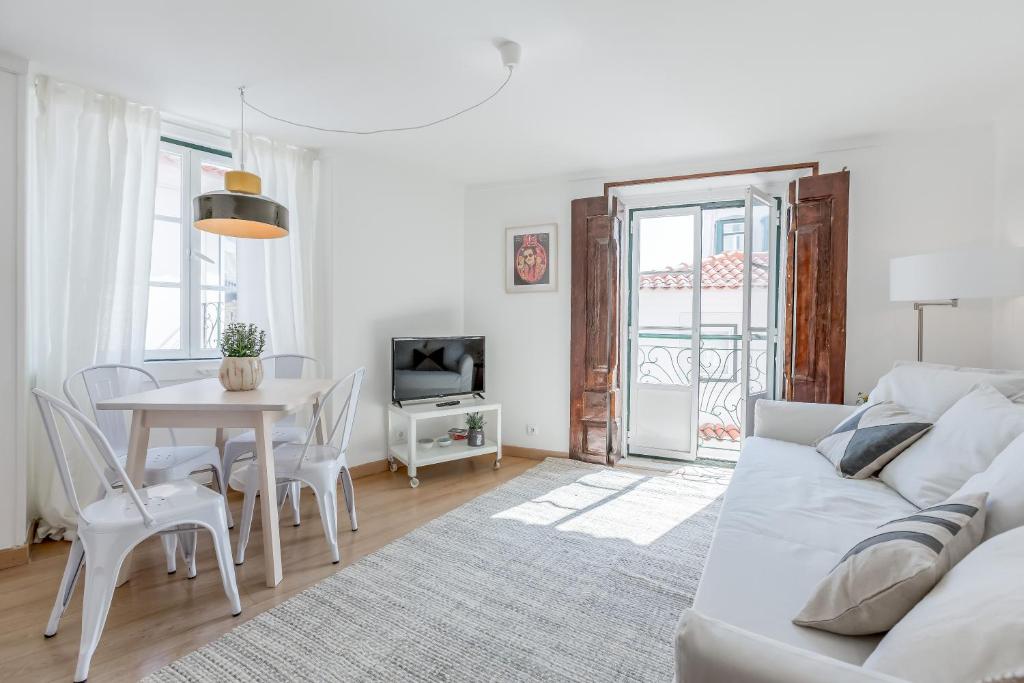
[145,138,235,361]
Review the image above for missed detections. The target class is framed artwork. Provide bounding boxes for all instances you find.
[506,223,558,293]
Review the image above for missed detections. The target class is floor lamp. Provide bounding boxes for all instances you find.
[890,247,1024,362]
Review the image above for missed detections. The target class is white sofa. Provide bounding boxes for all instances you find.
[675,362,1024,683]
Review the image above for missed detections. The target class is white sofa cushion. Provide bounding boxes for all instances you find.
[754,399,859,446]
[793,492,987,635]
[676,610,906,683]
[815,402,932,479]
[864,526,1024,683]
[869,360,1024,421]
[880,384,1024,508]
[692,436,917,665]
[954,431,1024,541]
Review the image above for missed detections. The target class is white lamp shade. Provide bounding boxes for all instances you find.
[890,246,1024,302]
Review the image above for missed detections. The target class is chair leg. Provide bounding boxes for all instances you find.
[161,534,178,574]
[236,477,258,565]
[313,487,340,564]
[179,529,198,579]
[290,481,301,527]
[221,449,244,529]
[340,467,358,531]
[210,462,233,529]
[44,536,85,637]
[74,547,122,683]
[207,520,242,617]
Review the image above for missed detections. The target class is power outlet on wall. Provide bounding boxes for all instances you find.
[526,424,538,436]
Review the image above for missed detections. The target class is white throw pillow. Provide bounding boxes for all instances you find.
[880,384,1024,508]
[954,431,1024,541]
[864,525,1024,683]
[793,492,986,635]
[869,361,1024,421]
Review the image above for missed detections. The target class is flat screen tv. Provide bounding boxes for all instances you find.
[391,336,485,403]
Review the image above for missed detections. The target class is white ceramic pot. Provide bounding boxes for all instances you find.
[219,356,264,391]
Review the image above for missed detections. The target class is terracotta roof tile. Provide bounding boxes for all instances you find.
[640,251,769,290]
[698,422,741,442]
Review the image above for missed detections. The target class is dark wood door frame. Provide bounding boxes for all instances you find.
[603,161,819,200]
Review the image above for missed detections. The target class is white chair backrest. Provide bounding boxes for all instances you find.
[63,364,167,454]
[263,354,322,427]
[263,354,322,380]
[297,368,365,468]
[33,388,154,527]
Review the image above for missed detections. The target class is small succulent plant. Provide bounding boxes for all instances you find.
[220,322,266,358]
[465,412,486,431]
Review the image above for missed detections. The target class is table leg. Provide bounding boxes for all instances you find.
[254,412,283,587]
[495,408,502,469]
[408,418,418,487]
[117,410,150,586]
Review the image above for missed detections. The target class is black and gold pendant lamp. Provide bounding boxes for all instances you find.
[193,87,288,239]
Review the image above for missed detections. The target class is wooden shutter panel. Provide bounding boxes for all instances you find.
[569,196,622,464]
[783,170,850,404]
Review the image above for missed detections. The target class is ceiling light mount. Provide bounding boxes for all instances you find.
[498,40,521,70]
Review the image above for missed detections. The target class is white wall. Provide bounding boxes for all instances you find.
[464,125,999,453]
[322,148,465,467]
[0,53,26,550]
[991,113,1024,370]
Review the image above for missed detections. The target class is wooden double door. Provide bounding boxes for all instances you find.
[568,170,850,464]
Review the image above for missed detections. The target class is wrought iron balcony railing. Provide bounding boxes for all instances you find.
[636,327,768,449]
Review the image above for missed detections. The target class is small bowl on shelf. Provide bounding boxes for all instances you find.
[417,438,435,449]
[436,436,454,448]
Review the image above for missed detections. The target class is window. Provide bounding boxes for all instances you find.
[713,215,771,254]
[146,139,237,360]
[714,217,744,253]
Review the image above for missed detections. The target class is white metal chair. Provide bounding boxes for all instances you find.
[63,364,230,574]
[34,388,241,683]
[233,367,364,565]
[221,354,322,527]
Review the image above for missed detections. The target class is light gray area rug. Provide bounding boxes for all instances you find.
[147,458,732,682]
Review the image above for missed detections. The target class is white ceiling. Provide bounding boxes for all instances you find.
[1,1,1022,184]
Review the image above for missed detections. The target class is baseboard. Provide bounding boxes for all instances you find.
[0,519,36,571]
[349,458,390,480]
[501,445,569,461]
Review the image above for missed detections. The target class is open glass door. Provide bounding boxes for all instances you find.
[627,206,701,461]
[741,186,778,436]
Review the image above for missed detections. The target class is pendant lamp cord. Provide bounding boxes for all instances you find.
[239,67,513,135]
[238,86,246,170]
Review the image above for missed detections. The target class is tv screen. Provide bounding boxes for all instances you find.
[391,336,485,402]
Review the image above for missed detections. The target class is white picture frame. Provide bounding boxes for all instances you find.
[505,223,558,293]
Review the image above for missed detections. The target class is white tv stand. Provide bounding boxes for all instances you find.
[387,398,501,488]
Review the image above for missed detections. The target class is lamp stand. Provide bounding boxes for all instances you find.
[912,299,958,362]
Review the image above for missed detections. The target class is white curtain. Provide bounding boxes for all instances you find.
[232,133,320,358]
[28,76,160,539]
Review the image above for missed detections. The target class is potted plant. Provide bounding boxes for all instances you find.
[218,322,266,391]
[466,412,486,447]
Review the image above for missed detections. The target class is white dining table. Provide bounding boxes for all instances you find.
[96,376,335,587]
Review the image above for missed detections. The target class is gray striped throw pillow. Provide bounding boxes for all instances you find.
[793,492,987,635]
[816,401,932,479]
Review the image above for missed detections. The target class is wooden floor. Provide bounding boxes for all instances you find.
[0,454,537,682]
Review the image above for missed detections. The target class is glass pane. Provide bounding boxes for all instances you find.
[200,288,237,351]
[222,235,237,291]
[200,230,221,286]
[200,161,230,193]
[150,219,181,283]
[155,151,182,218]
[146,286,181,351]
